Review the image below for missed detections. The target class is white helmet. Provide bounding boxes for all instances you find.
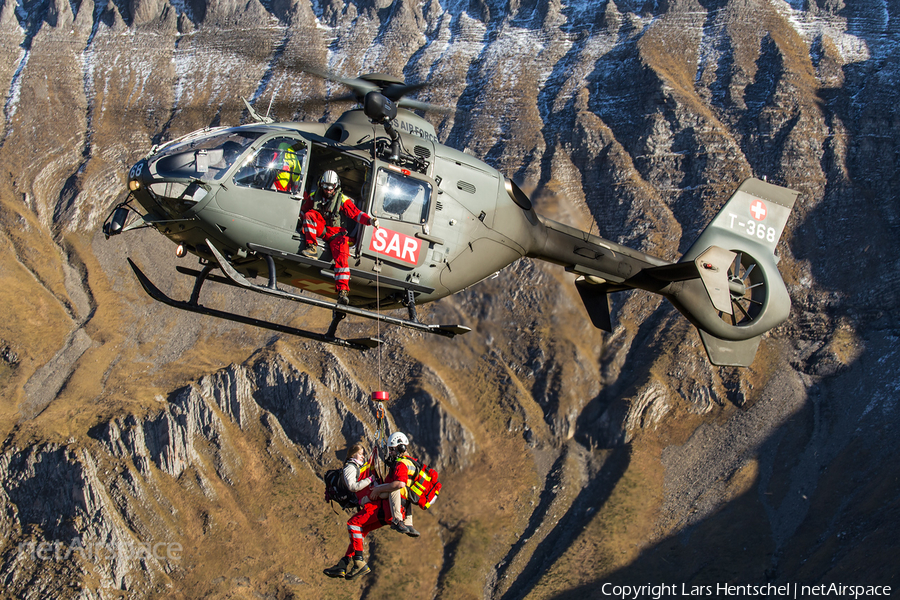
[318,170,341,199]
[387,432,409,448]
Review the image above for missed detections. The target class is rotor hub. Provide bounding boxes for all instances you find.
[728,275,747,299]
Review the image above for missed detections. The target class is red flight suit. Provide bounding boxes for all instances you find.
[301,191,374,293]
[343,455,411,557]
[344,501,386,557]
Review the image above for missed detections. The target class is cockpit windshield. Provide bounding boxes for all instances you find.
[153,130,262,182]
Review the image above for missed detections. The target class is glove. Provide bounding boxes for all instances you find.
[371,218,379,228]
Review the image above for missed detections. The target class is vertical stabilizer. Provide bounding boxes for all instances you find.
[668,179,798,365]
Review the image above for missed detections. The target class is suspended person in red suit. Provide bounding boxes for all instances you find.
[322,432,417,581]
[323,442,376,580]
[300,170,379,305]
[330,496,382,580]
[370,432,421,537]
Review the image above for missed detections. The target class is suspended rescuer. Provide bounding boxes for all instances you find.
[323,442,377,579]
[300,170,379,305]
[323,432,420,581]
[369,432,421,537]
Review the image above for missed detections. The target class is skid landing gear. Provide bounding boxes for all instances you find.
[326,310,347,339]
[126,238,471,351]
[204,240,470,339]
[129,259,382,350]
[403,289,419,323]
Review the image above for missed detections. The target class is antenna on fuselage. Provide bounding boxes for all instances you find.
[266,89,276,121]
[241,97,274,124]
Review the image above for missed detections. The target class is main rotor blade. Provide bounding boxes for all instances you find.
[302,66,452,113]
[382,82,429,101]
[398,98,455,114]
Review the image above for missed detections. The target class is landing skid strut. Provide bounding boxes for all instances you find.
[204,240,470,339]
[126,240,470,350]
[128,259,382,350]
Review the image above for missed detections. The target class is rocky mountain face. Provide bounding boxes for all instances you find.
[1,0,899,597]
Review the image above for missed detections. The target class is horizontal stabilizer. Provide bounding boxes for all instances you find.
[644,261,699,283]
[698,330,761,367]
[644,246,735,314]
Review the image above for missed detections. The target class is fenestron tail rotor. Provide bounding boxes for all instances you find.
[668,178,797,366]
[719,251,767,327]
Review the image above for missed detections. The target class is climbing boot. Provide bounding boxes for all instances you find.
[404,525,421,538]
[390,519,409,534]
[323,556,350,578]
[301,245,318,258]
[345,558,370,580]
[337,290,350,305]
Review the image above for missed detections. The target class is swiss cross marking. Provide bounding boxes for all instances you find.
[292,279,336,295]
[750,199,767,221]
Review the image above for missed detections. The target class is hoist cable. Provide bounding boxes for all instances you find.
[374,258,386,477]
[376,259,382,398]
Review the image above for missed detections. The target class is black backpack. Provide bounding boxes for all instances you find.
[324,463,360,511]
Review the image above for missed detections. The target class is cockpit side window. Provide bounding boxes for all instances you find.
[234,137,308,194]
[372,169,431,225]
[154,131,261,182]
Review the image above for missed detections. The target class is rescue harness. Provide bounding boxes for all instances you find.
[314,189,350,229]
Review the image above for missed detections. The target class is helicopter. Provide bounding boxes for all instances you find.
[103,71,797,366]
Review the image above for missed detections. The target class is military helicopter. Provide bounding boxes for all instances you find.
[103,71,797,366]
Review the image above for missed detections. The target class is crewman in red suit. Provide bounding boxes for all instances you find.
[371,432,421,537]
[300,170,378,305]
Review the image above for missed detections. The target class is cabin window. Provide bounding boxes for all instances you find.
[233,137,308,194]
[154,130,261,182]
[372,168,431,225]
